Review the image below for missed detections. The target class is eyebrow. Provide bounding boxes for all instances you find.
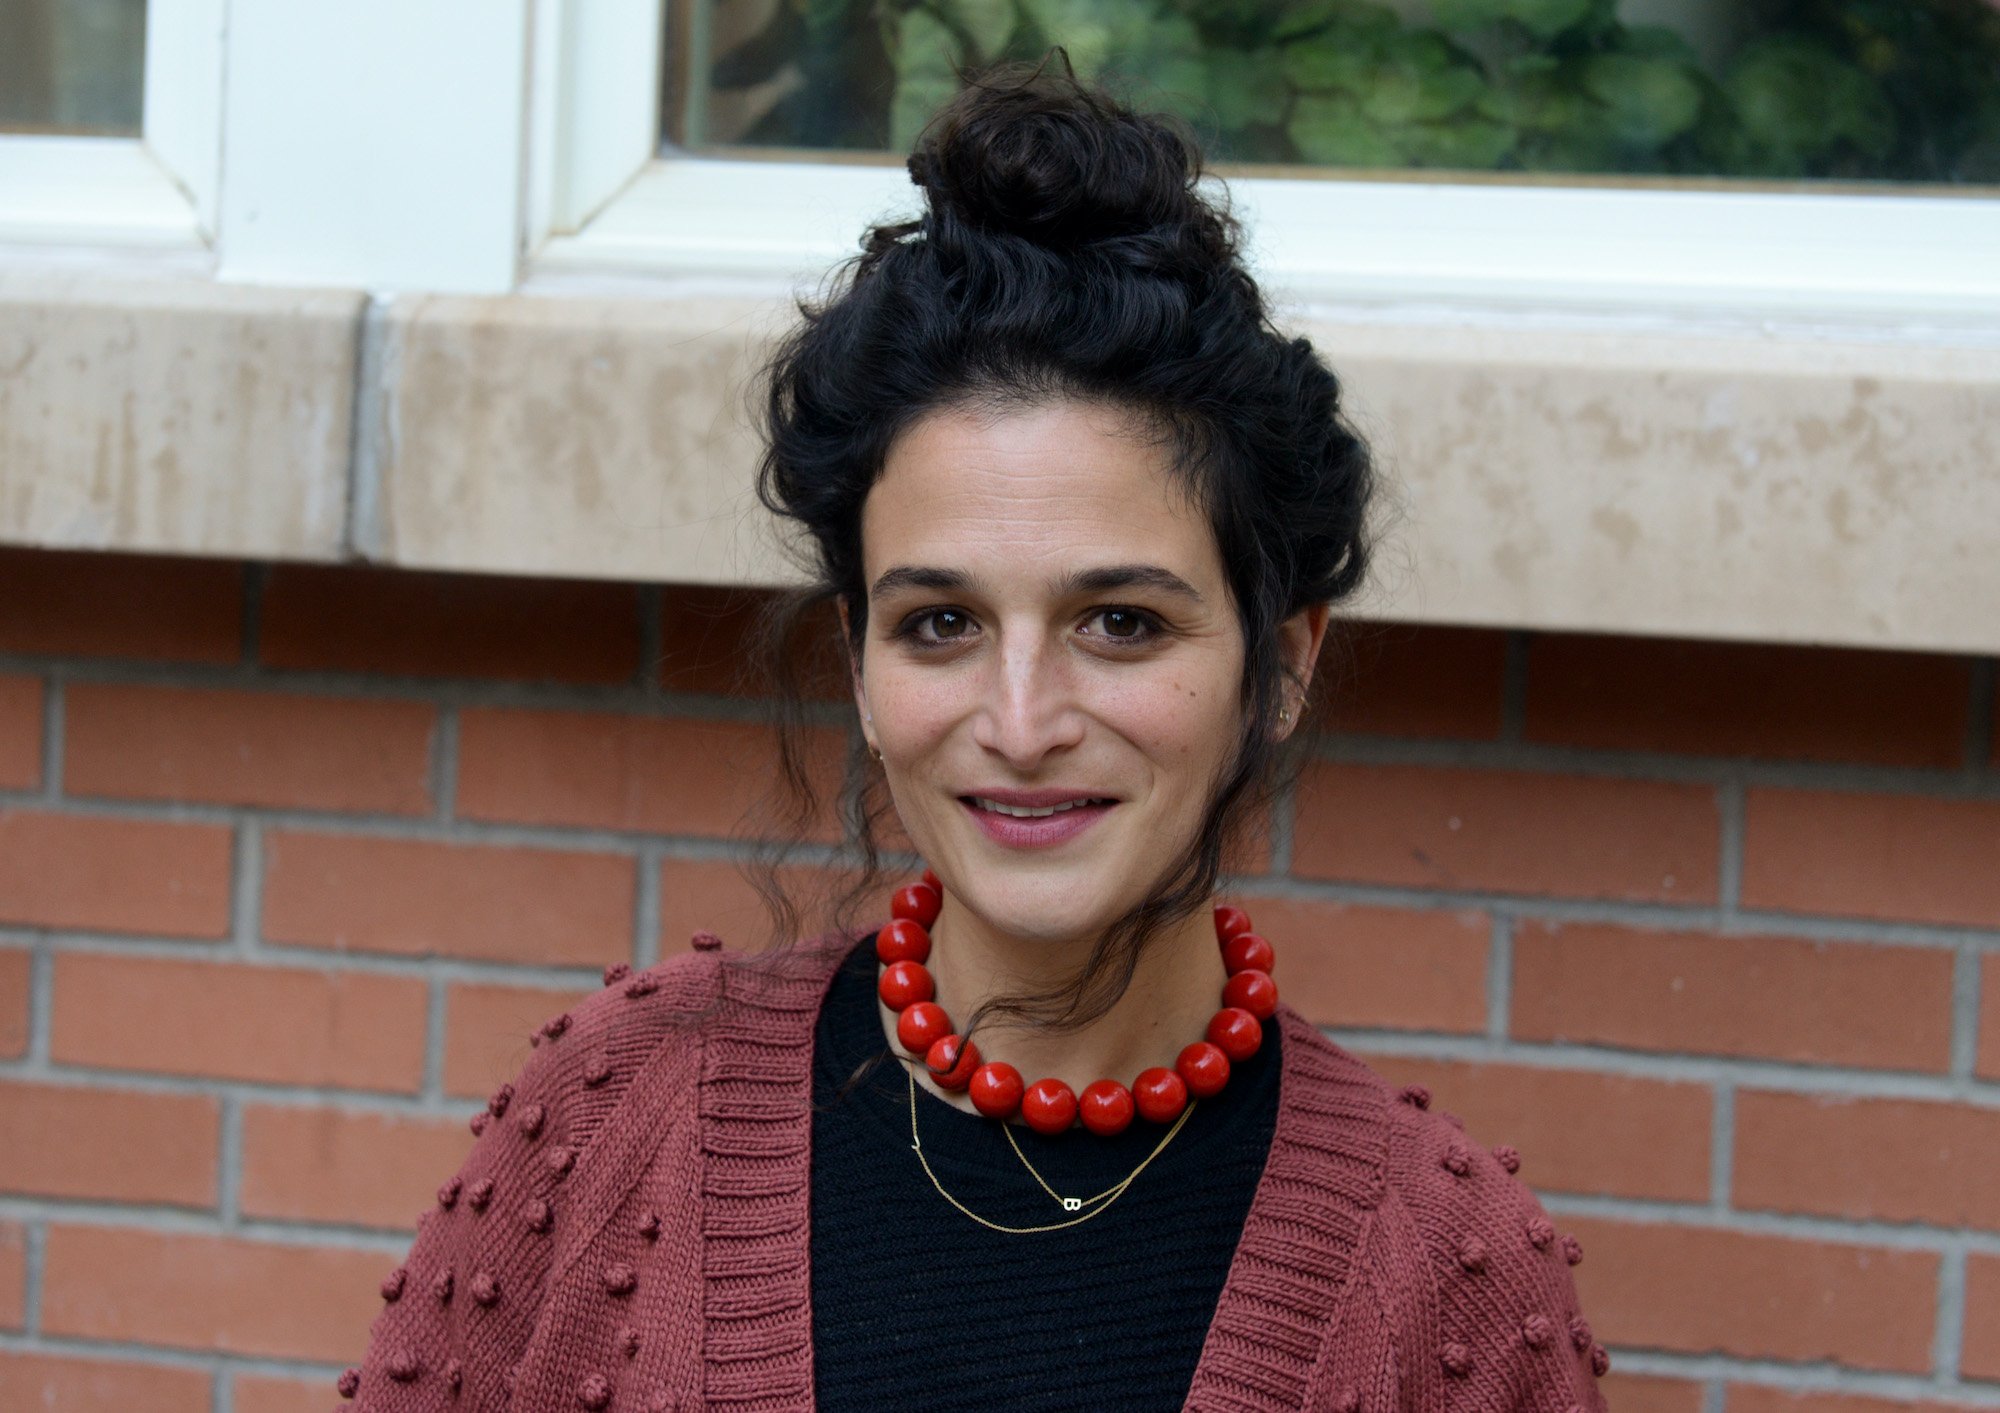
[868,563,1204,604]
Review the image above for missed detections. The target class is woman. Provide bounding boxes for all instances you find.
[337,57,1610,1413]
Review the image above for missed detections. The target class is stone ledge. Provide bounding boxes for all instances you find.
[0,274,361,560]
[4,279,1997,656]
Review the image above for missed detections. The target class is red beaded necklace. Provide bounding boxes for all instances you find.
[874,869,1279,1136]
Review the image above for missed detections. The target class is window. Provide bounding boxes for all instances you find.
[663,0,2000,187]
[0,0,223,251]
[522,0,2000,328]
[1,0,148,135]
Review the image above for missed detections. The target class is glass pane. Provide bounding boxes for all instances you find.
[662,0,2000,186]
[1,0,148,136]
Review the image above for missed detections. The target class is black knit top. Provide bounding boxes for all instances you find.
[809,932,1283,1412]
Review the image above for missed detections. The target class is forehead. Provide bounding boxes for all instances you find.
[863,400,1219,582]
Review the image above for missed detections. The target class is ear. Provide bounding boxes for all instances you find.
[835,597,878,754]
[1274,602,1332,741]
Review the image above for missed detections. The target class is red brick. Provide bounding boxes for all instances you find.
[456,707,843,840]
[1730,1390,1976,1413]
[1224,804,1274,878]
[657,856,894,956]
[0,674,41,788]
[65,683,435,813]
[1316,623,1506,740]
[1347,1052,1710,1201]
[1743,787,2000,930]
[1600,1374,1704,1413]
[1735,1090,2000,1230]
[0,1079,217,1207]
[0,1351,210,1413]
[1525,634,1971,768]
[659,585,844,699]
[0,548,242,664]
[260,563,639,684]
[0,949,27,1059]
[660,855,795,955]
[1982,954,2000,1081]
[1292,762,1718,903]
[1223,896,1488,1034]
[235,1371,336,1413]
[0,1222,22,1328]
[52,953,425,1091]
[41,1224,382,1360]
[1511,922,1953,1072]
[262,829,632,966]
[240,1103,472,1230]
[1564,1214,1936,1372]
[0,809,232,937]
[1967,1253,2000,1381]
[442,980,594,1099]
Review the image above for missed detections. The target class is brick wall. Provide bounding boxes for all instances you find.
[1,545,1996,1411]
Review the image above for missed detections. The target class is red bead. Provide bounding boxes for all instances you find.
[1020,1077,1077,1135]
[969,1061,1024,1118]
[921,866,941,892]
[875,918,932,965]
[925,1034,980,1090]
[1221,968,1278,1020]
[1078,1079,1135,1135]
[1133,1066,1188,1123]
[895,1000,950,1055]
[1207,1006,1263,1062]
[1176,1040,1231,1098]
[891,882,942,929]
[877,960,934,1011]
[1221,932,1275,976]
[1213,904,1253,941]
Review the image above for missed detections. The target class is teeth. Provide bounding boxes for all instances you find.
[973,797,1104,818]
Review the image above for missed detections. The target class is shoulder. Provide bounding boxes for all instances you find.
[1374,1084,1610,1409]
[431,945,737,1221]
[338,938,850,1405]
[481,944,726,1109]
[493,934,852,1113]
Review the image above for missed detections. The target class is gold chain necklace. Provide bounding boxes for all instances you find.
[905,1060,1195,1234]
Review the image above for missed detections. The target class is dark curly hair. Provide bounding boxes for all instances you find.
[741,50,1376,1053]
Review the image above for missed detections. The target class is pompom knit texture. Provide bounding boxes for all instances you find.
[341,938,1610,1412]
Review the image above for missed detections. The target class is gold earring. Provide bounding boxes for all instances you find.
[1278,707,1292,723]
[870,743,883,761]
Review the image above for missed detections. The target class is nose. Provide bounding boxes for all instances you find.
[968,627,1086,770]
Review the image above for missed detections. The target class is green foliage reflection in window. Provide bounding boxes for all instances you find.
[695,0,2000,183]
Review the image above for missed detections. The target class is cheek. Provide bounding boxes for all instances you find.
[1093,663,1241,768]
[865,659,966,752]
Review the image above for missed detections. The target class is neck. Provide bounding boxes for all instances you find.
[879,892,1231,1117]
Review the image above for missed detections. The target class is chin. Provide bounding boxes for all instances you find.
[952,873,1121,947]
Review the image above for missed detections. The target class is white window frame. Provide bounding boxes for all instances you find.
[524,0,2000,338]
[0,0,225,256]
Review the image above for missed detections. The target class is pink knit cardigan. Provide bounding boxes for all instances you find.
[340,937,1612,1412]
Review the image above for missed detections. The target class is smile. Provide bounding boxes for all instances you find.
[969,796,1115,818]
[959,792,1118,849]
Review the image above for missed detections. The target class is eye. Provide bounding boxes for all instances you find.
[926,610,971,640]
[1078,607,1161,643]
[898,608,977,645]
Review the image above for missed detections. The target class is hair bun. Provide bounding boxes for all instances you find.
[907,59,1207,251]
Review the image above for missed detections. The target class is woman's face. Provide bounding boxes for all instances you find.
[850,398,1248,948]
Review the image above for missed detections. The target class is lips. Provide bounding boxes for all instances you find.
[967,795,1115,818]
[959,790,1117,848]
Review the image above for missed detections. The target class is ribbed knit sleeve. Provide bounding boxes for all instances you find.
[335,951,721,1411]
[1382,1084,1611,1413]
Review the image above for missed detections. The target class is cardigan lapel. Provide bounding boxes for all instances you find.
[698,949,1390,1413]
[1180,1006,1391,1411]
[698,941,850,1413]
